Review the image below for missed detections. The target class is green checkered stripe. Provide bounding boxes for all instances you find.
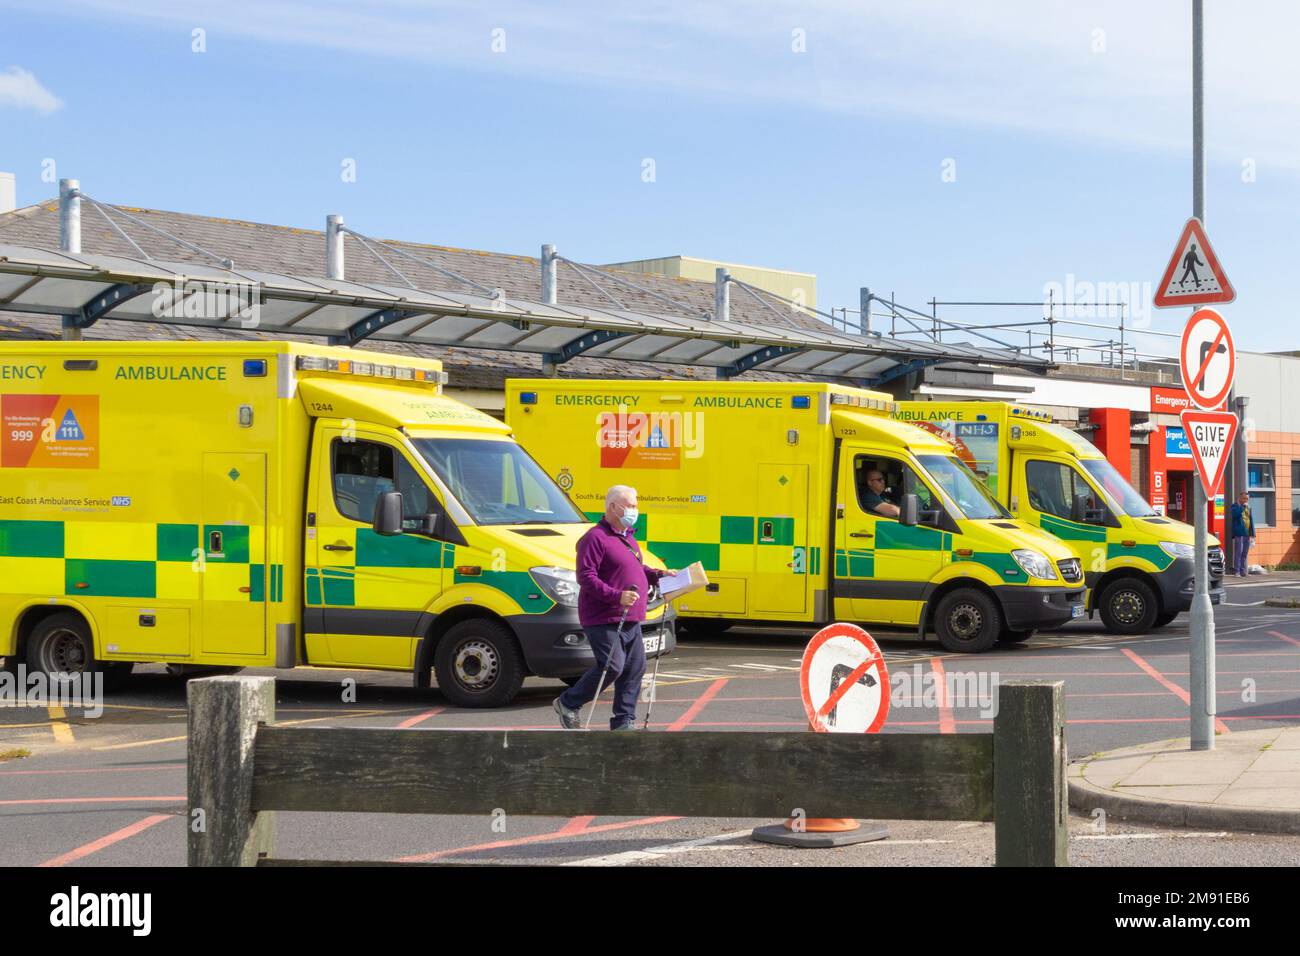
[1040,513,1107,543]
[832,527,1035,582]
[306,532,555,613]
[582,512,820,575]
[0,518,279,600]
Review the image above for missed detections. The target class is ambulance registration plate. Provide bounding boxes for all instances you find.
[643,633,663,654]
[1071,604,1086,619]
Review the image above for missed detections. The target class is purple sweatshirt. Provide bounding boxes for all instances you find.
[576,517,665,627]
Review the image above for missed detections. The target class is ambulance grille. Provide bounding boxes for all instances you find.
[1057,558,1083,584]
[509,528,562,537]
[1209,546,1225,577]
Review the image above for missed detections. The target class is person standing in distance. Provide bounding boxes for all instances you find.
[554,485,673,730]
[1230,491,1255,576]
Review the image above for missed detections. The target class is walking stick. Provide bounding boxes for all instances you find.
[584,585,637,730]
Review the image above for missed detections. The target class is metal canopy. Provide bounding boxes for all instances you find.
[0,244,1052,383]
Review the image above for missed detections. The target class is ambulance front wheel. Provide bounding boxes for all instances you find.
[1098,578,1159,635]
[433,619,525,708]
[1152,612,1178,629]
[26,611,132,692]
[934,589,1001,653]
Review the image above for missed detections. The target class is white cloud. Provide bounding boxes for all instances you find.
[21,1,1300,165]
[0,65,64,113]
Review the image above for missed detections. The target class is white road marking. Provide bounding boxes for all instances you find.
[730,663,800,672]
[1074,831,1229,841]
[563,829,754,866]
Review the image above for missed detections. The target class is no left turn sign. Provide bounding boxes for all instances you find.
[799,622,890,733]
[1179,308,1235,411]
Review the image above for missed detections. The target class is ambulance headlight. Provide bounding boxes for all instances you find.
[1159,541,1195,560]
[1012,549,1057,580]
[530,566,579,607]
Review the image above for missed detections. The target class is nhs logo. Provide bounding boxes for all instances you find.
[111,496,132,507]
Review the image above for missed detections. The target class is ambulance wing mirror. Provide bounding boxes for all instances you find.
[373,492,404,537]
[1072,493,1106,525]
[900,493,920,527]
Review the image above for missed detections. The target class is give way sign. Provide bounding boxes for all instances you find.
[1180,409,1239,497]
[799,622,890,733]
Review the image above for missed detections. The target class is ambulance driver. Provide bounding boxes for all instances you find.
[861,468,901,518]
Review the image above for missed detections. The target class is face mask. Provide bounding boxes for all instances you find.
[620,507,639,529]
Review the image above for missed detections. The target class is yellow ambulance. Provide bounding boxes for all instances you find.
[0,342,673,706]
[506,380,1086,653]
[893,401,1225,634]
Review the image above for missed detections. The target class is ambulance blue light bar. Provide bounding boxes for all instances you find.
[792,395,811,409]
[243,359,267,377]
[518,391,538,405]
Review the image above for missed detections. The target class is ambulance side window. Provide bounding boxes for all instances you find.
[332,439,436,525]
[854,455,935,517]
[1024,459,1090,520]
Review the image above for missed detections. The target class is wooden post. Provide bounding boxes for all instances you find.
[993,681,1067,867]
[187,675,276,866]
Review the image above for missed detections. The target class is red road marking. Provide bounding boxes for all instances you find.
[930,657,956,734]
[667,678,728,732]
[0,763,186,777]
[815,659,873,719]
[394,815,678,863]
[1270,630,1300,649]
[557,815,595,835]
[0,796,185,806]
[38,814,172,867]
[1121,648,1230,734]
[397,707,445,728]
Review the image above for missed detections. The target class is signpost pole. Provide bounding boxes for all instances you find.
[1188,0,1214,751]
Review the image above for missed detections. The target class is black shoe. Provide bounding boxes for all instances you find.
[611,721,639,731]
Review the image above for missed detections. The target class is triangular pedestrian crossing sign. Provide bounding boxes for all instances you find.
[57,407,86,441]
[1154,218,1235,308]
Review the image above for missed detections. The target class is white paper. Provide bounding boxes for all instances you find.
[659,569,692,594]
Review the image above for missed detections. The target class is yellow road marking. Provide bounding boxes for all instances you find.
[48,707,75,744]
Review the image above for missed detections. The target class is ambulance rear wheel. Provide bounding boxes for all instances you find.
[26,612,132,691]
[434,619,525,708]
[934,589,1001,653]
[1098,578,1159,635]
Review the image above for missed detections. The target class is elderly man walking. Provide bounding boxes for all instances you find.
[554,485,670,730]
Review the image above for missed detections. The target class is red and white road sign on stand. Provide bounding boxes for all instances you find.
[1180,409,1239,497]
[1154,218,1235,309]
[1179,308,1236,410]
[799,623,889,733]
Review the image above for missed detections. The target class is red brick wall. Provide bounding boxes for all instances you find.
[1244,430,1300,565]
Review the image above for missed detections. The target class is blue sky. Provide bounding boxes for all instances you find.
[3,0,1298,356]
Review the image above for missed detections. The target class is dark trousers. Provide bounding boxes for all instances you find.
[559,622,645,729]
[1233,535,1251,575]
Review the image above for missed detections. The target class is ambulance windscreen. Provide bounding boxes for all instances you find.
[916,455,1011,520]
[1080,458,1157,517]
[413,438,586,526]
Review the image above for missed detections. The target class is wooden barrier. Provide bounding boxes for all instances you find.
[187,677,1066,867]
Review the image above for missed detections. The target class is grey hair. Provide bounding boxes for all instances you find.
[606,484,637,509]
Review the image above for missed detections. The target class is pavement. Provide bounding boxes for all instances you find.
[1070,727,1300,834]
